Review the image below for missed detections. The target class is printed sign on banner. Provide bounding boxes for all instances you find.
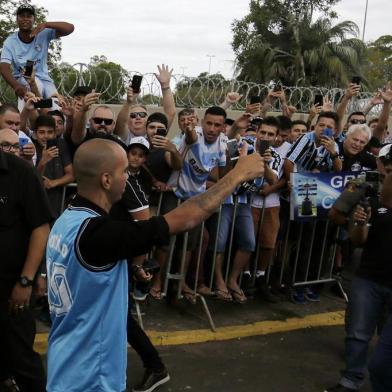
[290,171,364,221]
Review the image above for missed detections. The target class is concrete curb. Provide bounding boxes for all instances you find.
[34,310,345,354]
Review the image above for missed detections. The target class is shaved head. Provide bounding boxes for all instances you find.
[74,139,125,185]
[73,139,129,209]
[0,128,19,143]
[0,128,20,156]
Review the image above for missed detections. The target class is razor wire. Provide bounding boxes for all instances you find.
[0,62,382,115]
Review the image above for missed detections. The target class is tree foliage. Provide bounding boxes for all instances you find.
[232,0,366,88]
[363,35,392,89]
[53,56,129,103]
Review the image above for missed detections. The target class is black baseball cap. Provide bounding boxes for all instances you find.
[16,4,35,16]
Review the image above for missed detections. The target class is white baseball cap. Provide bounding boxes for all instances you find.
[378,144,392,160]
[127,136,150,153]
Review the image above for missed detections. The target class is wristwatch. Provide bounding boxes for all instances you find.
[18,276,34,287]
[331,153,339,160]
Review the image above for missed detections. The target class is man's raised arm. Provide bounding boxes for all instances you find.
[373,85,392,142]
[164,153,264,234]
[31,21,74,38]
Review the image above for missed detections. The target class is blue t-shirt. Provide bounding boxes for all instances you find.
[46,206,128,392]
[1,28,56,82]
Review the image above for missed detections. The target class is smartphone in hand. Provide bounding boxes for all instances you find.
[321,127,334,138]
[131,75,143,94]
[24,60,34,77]
[258,140,270,155]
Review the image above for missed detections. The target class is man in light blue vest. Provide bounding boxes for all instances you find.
[0,4,74,107]
[46,138,265,391]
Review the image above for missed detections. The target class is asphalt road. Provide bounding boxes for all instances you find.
[126,326,373,392]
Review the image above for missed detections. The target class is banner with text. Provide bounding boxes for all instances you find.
[290,171,363,221]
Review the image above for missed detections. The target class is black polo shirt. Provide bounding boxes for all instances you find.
[357,200,392,288]
[0,151,52,299]
[337,141,377,172]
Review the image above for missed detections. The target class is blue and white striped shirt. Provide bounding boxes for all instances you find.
[285,131,338,172]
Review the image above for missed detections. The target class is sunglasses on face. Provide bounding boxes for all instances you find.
[349,119,366,125]
[92,117,114,125]
[130,112,147,119]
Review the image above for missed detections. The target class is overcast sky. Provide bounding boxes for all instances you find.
[37,0,390,78]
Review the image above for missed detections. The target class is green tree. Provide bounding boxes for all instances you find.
[364,35,392,89]
[53,56,129,103]
[174,72,232,107]
[232,0,366,88]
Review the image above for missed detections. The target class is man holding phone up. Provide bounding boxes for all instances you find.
[0,4,74,108]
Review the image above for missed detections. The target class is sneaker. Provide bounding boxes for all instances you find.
[2,378,20,392]
[290,288,308,304]
[304,286,320,302]
[133,368,170,392]
[257,279,280,303]
[324,384,357,391]
[241,274,256,297]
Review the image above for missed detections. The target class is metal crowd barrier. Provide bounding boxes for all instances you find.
[59,185,348,331]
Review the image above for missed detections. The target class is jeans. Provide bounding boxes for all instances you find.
[0,301,46,392]
[215,203,255,253]
[340,277,392,390]
[369,313,392,392]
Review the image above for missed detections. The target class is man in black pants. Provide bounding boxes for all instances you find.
[0,145,52,391]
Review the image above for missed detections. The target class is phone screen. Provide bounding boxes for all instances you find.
[19,137,29,149]
[250,95,262,105]
[314,94,323,107]
[24,60,34,77]
[322,127,334,138]
[46,139,58,148]
[258,140,270,155]
[227,139,239,160]
[351,76,361,85]
[33,99,53,109]
[156,128,166,137]
[131,75,143,93]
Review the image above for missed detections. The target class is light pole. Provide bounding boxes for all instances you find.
[362,0,369,41]
[206,54,215,74]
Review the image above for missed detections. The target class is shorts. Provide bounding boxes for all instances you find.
[252,206,280,249]
[215,203,255,253]
[17,77,57,111]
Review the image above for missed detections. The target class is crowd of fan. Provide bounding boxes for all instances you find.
[1,66,392,307]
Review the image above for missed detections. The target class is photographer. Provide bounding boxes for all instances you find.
[329,145,392,226]
[327,167,392,392]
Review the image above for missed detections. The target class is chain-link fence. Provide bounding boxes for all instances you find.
[0,62,380,114]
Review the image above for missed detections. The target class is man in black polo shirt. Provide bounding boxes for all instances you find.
[0,148,52,391]
[337,124,376,172]
[326,175,392,392]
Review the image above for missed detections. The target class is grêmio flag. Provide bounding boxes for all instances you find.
[290,171,364,221]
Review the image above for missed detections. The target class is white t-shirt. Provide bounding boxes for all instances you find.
[167,127,227,200]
